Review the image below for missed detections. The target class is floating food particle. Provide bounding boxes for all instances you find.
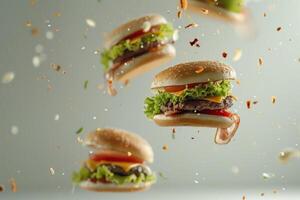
[53,12,62,17]
[54,114,60,121]
[49,167,55,175]
[242,195,246,200]
[25,20,32,27]
[260,193,265,196]
[11,126,19,135]
[262,172,274,180]
[51,63,61,72]
[276,27,282,31]
[246,100,251,109]
[177,10,183,18]
[263,13,267,17]
[32,56,41,67]
[271,96,276,104]
[158,172,167,179]
[201,8,209,14]
[9,178,17,192]
[189,38,200,47]
[0,185,4,192]
[222,52,228,58]
[233,49,242,61]
[76,127,84,134]
[31,27,39,36]
[180,0,188,10]
[2,72,15,84]
[185,23,198,29]
[258,57,263,66]
[46,31,54,40]
[236,79,241,85]
[86,18,96,28]
[162,144,169,151]
[84,80,89,90]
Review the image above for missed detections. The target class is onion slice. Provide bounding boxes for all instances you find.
[214,113,240,144]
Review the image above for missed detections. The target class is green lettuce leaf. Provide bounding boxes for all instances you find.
[101,23,175,71]
[144,80,231,119]
[202,0,243,13]
[72,165,156,185]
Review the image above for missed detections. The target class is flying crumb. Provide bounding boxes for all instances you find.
[201,8,209,14]
[86,19,96,28]
[185,23,198,29]
[258,58,263,66]
[260,193,265,196]
[242,195,246,200]
[2,72,15,84]
[180,0,188,10]
[11,126,19,135]
[222,52,228,58]
[49,167,55,175]
[25,20,32,27]
[263,13,267,17]
[9,178,17,192]
[162,144,169,151]
[51,63,61,72]
[31,27,39,36]
[246,100,251,109]
[171,128,176,139]
[276,27,282,31]
[236,79,241,85]
[189,38,200,47]
[177,10,183,18]
[53,12,62,17]
[0,185,4,192]
[271,96,276,104]
[233,49,242,61]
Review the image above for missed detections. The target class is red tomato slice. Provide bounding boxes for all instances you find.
[200,109,232,117]
[89,150,144,164]
[163,83,203,93]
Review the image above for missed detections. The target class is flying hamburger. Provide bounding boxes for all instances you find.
[188,0,247,24]
[72,128,156,192]
[144,61,240,144]
[101,14,178,85]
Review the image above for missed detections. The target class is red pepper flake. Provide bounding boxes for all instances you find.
[246,100,252,109]
[271,96,276,104]
[276,27,282,31]
[222,52,228,58]
[9,178,17,192]
[185,23,198,29]
[180,0,188,10]
[189,38,200,47]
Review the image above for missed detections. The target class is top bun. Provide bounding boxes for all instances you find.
[84,128,154,163]
[105,14,167,48]
[151,61,236,89]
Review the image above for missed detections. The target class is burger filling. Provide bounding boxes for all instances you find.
[198,0,243,13]
[72,161,155,185]
[101,23,176,72]
[144,80,234,118]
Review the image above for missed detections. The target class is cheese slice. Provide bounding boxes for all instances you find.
[203,96,224,103]
[169,90,185,96]
[86,159,142,172]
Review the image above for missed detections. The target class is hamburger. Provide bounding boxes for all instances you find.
[72,128,156,192]
[101,14,178,84]
[144,61,240,144]
[188,0,247,23]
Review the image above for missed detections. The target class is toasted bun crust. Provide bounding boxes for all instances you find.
[79,181,152,192]
[111,44,176,83]
[151,61,236,89]
[188,0,246,24]
[153,113,234,128]
[105,14,167,48]
[84,128,154,163]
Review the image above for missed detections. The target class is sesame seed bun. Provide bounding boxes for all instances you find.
[84,128,154,163]
[153,113,234,128]
[111,44,176,83]
[151,61,236,89]
[105,14,168,48]
[188,0,247,24]
[79,181,152,192]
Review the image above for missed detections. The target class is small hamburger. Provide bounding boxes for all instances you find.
[72,128,156,192]
[188,0,247,24]
[144,61,240,144]
[101,14,178,84]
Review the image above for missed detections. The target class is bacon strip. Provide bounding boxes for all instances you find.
[214,114,240,144]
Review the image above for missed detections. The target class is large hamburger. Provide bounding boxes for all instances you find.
[144,61,240,144]
[101,14,178,84]
[72,128,155,192]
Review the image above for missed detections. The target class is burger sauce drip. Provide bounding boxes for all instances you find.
[214,113,240,144]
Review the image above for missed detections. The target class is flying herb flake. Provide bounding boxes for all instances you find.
[185,23,198,29]
[84,80,89,90]
[189,38,200,47]
[158,172,167,180]
[76,127,84,134]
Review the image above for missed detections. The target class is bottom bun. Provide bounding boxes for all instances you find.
[113,44,176,83]
[188,1,246,24]
[79,181,152,192]
[153,113,234,128]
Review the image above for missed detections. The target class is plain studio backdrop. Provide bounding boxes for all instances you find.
[0,0,300,199]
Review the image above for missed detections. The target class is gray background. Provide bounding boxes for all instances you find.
[0,0,300,199]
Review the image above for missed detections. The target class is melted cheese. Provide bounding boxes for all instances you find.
[169,90,185,96]
[203,96,224,103]
[86,159,142,172]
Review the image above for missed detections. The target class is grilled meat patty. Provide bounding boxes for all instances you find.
[161,96,234,115]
